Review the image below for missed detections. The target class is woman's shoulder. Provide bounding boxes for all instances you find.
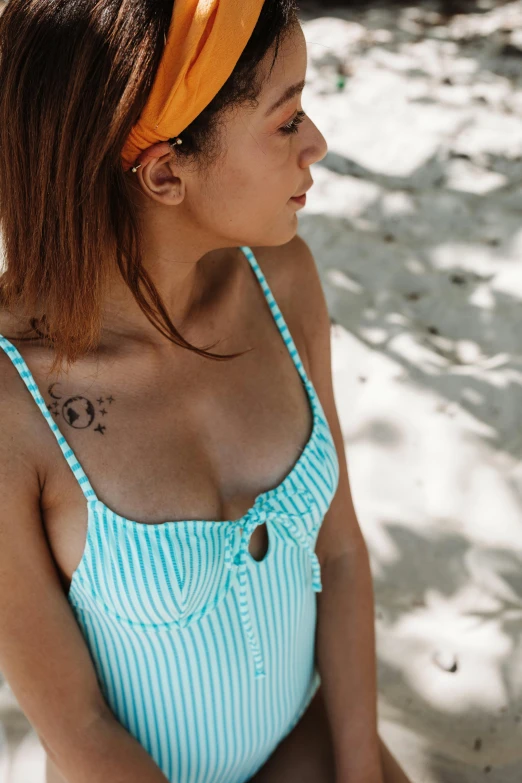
[250,237,324,334]
[0,309,27,388]
[250,235,317,285]
[0,309,41,388]
[0,309,55,458]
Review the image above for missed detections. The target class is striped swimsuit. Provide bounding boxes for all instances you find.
[0,245,340,783]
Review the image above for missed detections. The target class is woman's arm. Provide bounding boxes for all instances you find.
[0,407,170,783]
[316,550,383,783]
[288,236,384,782]
[41,713,170,783]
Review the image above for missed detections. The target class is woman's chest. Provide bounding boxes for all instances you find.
[39,328,315,593]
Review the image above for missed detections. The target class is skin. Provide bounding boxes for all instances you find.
[100,22,321,347]
[0,19,412,783]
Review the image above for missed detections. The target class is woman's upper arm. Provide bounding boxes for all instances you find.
[0,408,110,756]
[278,236,368,567]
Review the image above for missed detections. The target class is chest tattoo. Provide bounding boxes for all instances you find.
[45,383,116,435]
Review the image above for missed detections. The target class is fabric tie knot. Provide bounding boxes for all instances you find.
[224,487,321,680]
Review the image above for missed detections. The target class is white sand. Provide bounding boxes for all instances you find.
[2,1,522,781]
[299,1,522,780]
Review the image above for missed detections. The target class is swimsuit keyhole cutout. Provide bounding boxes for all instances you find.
[247,523,270,563]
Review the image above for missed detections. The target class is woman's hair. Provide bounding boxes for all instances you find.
[0,0,299,375]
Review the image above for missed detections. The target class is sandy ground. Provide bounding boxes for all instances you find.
[2,1,522,781]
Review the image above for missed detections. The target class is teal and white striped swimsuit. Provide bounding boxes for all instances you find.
[0,246,340,783]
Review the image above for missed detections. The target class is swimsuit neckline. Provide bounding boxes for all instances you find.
[87,375,320,528]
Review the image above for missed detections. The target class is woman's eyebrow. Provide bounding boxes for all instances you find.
[264,79,306,116]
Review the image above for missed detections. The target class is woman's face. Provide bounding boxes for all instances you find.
[176,22,328,249]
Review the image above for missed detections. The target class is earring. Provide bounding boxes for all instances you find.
[169,136,183,149]
[131,163,142,173]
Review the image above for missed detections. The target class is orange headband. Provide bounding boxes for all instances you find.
[121,0,265,171]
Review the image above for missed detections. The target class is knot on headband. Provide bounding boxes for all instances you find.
[121,0,265,171]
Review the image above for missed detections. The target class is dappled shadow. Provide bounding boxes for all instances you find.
[300,207,522,462]
[306,0,500,17]
[373,522,522,633]
[297,3,522,779]
[297,4,522,461]
[372,520,522,779]
[300,0,522,81]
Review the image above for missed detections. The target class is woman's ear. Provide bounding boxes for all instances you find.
[130,141,185,205]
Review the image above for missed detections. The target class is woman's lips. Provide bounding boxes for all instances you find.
[290,193,306,206]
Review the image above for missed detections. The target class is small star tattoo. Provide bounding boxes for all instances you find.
[106,395,115,404]
[99,408,108,416]
[97,397,104,405]
[94,424,106,435]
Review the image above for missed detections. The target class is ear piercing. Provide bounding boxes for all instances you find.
[131,136,183,174]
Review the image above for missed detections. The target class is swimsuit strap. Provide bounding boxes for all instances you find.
[0,335,98,502]
[239,246,311,389]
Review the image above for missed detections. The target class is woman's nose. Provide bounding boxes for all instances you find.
[301,119,328,167]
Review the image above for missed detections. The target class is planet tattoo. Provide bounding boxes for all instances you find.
[62,396,96,429]
[45,384,115,434]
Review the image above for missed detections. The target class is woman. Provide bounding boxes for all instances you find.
[0,1,413,782]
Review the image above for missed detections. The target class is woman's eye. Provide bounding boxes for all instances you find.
[279,110,307,135]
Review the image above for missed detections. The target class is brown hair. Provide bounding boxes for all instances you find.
[0,0,298,375]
